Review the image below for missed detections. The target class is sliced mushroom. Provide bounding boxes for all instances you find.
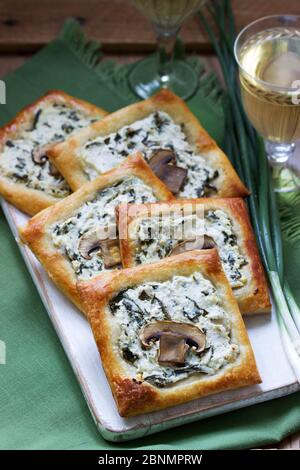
[169,235,216,256]
[202,235,216,249]
[78,228,100,259]
[49,162,60,177]
[32,144,52,165]
[169,238,203,256]
[78,226,121,268]
[149,149,187,194]
[149,149,176,170]
[161,166,188,194]
[158,333,189,366]
[139,320,206,367]
[98,239,121,268]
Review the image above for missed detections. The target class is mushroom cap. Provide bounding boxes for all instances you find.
[49,162,60,177]
[99,239,121,268]
[149,149,176,169]
[149,149,187,194]
[31,144,52,165]
[203,235,216,249]
[78,228,101,260]
[78,226,120,267]
[169,235,215,256]
[140,320,206,354]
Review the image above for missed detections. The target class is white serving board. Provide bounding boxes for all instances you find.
[2,199,299,442]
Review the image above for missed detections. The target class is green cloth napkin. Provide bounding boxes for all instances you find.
[0,20,300,450]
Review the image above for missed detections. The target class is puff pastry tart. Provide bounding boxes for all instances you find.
[117,198,271,315]
[0,90,107,215]
[19,153,173,312]
[48,89,249,198]
[78,250,261,417]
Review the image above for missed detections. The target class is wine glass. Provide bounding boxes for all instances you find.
[129,0,208,100]
[234,15,300,193]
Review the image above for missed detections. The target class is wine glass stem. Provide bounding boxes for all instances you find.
[265,140,295,165]
[153,23,179,88]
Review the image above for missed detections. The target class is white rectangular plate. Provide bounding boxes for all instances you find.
[2,199,299,442]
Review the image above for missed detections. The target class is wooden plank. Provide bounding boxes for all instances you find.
[0,0,299,53]
[0,51,220,80]
[0,0,206,53]
[0,55,28,76]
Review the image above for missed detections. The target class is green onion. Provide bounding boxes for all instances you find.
[284,282,300,334]
[199,0,300,377]
[277,312,300,382]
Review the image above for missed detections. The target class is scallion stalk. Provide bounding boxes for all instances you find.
[199,0,300,375]
[284,282,300,333]
[277,312,300,382]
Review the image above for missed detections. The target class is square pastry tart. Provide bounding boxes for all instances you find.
[78,250,261,417]
[48,89,249,198]
[20,153,173,312]
[117,198,271,315]
[0,90,107,215]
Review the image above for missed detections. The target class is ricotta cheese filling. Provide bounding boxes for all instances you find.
[78,111,219,198]
[0,103,99,197]
[109,272,239,387]
[134,209,247,288]
[51,177,157,279]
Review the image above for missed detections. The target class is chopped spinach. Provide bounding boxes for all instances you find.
[31,109,42,131]
[5,140,14,148]
[122,347,138,363]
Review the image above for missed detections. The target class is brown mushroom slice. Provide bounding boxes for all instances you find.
[78,228,100,260]
[99,239,121,268]
[149,149,187,194]
[169,238,203,256]
[32,144,53,165]
[139,321,206,367]
[158,333,189,366]
[49,162,60,177]
[161,166,187,194]
[32,144,62,177]
[149,149,176,170]
[169,235,215,256]
[202,235,216,249]
[78,226,121,268]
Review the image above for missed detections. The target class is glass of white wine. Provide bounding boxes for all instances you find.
[234,15,300,192]
[129,0,207,100]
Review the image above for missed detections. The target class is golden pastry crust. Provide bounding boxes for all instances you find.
[117,198,271,315]
[19,153,174,312]
[48,89,249,196]
[0,90,107,215]
[78,250,261,417]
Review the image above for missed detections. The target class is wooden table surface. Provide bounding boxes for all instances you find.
[0,0,299,450]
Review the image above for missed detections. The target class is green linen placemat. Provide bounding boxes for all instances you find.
[0,20,300,450]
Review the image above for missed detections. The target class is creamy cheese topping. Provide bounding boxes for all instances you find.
[78,111,219,198]
[0,103,99,197]
[110,271,239,387]
[134,209,247,288]
[51,177,157,279]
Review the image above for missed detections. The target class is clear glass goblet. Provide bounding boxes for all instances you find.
[234,15,300,193]
[129,0,207,100]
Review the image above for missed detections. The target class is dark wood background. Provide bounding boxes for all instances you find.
[0,0,299,449]
[1,0,300,76]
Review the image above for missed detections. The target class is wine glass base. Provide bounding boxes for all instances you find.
[270,163,300,193]
[128,56,199,100]
[265,140,300,192]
